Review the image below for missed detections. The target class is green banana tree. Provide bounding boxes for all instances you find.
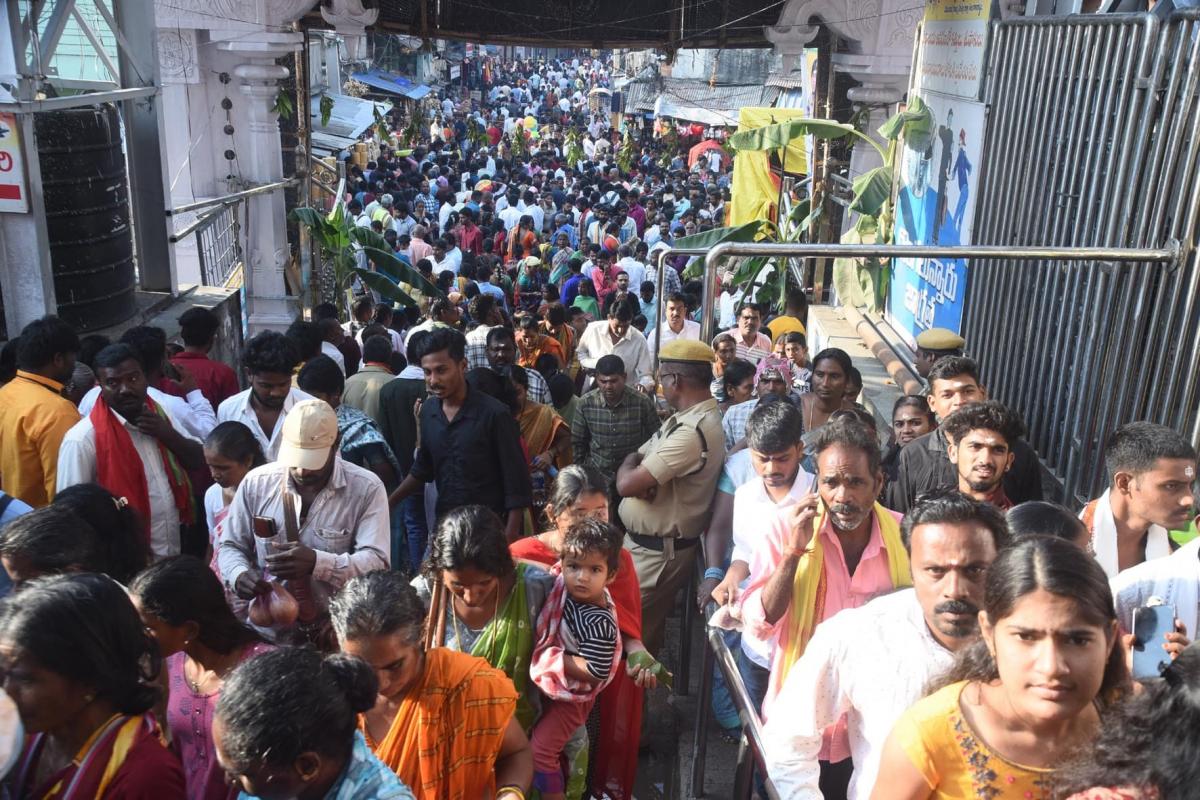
[290,204,445,310]
[676,97,933,314]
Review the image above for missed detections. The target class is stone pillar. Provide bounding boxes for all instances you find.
[214,33,303,334]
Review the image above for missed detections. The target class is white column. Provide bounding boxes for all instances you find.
[215,33,302,334]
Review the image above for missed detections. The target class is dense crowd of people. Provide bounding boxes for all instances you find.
[0,52,1197,800]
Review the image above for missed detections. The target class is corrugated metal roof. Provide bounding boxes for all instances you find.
[623,78,779,126]
[350,69,433,100]
[310,94,392,140]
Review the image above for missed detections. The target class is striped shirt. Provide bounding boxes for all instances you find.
[563,595,618,681]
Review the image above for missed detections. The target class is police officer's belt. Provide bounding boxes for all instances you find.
[628,533,701,552]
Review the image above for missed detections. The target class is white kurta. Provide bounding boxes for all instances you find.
[762,589,957,800]
[57,405,200,557]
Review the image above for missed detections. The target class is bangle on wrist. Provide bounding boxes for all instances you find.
[497,787,526,800]
[704,566,726,581]
[788,545,811,558]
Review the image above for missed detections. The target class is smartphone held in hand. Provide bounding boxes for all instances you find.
[1132,598,1176,680]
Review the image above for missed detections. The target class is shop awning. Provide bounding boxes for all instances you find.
[309,94,392,154]
[651,81,780,127]
[350,69,433,100]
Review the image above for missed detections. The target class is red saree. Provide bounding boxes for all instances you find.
[10,713,183,800]
[510,537,644,800]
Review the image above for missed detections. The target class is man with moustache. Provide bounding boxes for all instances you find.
[387,328,532,542]
[217,331,314,461]
[941,400,1026,510]
[762,492,1008,800]
[741,419,911,796]
[57,343,206,558]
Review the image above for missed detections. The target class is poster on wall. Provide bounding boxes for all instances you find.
[887,91,988,346]
[916,0,993,101]
[0,113,29,213]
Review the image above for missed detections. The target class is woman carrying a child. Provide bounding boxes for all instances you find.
[414,505,555,733]
[511,465,665,800]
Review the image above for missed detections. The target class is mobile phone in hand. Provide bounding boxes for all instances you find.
[1132,600,1176,679]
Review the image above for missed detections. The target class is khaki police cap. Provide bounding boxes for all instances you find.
[660,340,716,363]
[915,328,965,351]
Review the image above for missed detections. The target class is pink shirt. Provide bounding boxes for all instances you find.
[741,505,903,760]
[407,237,433,264]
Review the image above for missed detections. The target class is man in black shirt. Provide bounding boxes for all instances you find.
[379,330,430,570]
[389,328,532,541]
[887,356,1043,513]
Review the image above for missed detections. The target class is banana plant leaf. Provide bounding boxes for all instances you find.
[730,117,886,161]
[877,94,934,151]
[672,219,772,251]
[728,255,772,287]
[290,207,345,253]
[353,269,418,307]
[849,166,893,217]
[627,650,673,689]
[730,118,854,151]
[676,220,774,279]
[350,227,444,298]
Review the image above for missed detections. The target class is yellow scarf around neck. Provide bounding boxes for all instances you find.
[778,502,911,685]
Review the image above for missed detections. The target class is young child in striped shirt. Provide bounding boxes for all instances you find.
[529,518,623,800]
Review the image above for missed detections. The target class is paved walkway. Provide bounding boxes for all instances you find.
[631,304,900,800]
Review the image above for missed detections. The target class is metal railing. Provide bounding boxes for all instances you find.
[167,179,299,290]
[194,202,243,288]
[689,600,782,800]
[964,10,1200,503]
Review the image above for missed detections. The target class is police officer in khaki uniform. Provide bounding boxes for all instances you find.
[913,327,965,379]
[615,339,726,657]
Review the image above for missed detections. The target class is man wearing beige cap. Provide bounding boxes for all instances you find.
[218,399,390,641]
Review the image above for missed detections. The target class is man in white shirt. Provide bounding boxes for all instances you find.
[615,245,646,289]
[58,343,206,558]
[218,399,390,641]
[317,318,347,376]
[77,337,216,442]
[217,331,315,461]
[1111,535,1200,646]
[576,297,653,387]
[655,292,701,349]
[1079,421,1196,577]
[762,492,1009,800]
[499,193,524,231]
[705,400,813,709]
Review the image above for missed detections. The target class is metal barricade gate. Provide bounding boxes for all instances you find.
[966,11,1200,504]
[683,239,1175,800]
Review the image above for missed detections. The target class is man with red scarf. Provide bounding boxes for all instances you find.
[56,343,205,558]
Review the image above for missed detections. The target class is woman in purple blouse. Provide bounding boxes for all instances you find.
[131,555,273,800]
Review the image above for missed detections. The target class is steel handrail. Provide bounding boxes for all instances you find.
[165,178,299,216]
[168,203,235,244]
[700,240,1180,342]
[690,601,782,800]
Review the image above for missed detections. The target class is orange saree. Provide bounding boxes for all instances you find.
[363,648,518,800]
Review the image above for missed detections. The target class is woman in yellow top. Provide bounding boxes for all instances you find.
[872,536,1127,800]
[330,570,533,800]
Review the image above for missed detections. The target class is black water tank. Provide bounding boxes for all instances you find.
[35,103,136,332]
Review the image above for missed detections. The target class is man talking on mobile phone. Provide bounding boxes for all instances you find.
[740,418,909,798]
